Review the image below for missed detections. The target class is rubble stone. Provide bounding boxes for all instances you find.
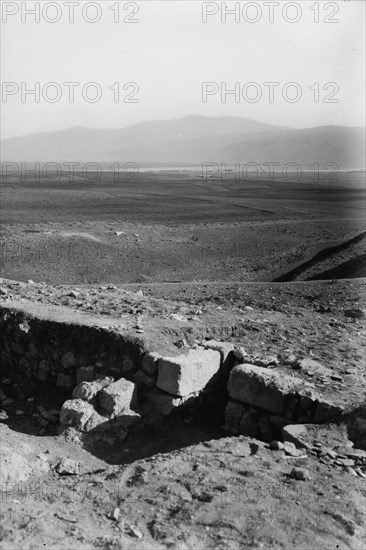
[295,358,332,378]
[60,399,95,431]
[61,351,77,369]
[73,378,113,402]
[56,458,80,475]
[98,378,137,416]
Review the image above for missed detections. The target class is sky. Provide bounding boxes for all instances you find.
[1,0,365,139]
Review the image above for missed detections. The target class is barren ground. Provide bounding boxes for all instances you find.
[0,170,365,549]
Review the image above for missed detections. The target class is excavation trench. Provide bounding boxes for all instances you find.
[0,303,363,461]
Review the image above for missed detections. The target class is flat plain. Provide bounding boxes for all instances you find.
[1,169,365,284]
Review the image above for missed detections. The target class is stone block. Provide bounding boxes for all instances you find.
[61,351,77,369]
[98,378,136,416]
[228,364,302,415]
[157,349,220,397]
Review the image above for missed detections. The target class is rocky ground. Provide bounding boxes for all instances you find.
[0,277,365,549]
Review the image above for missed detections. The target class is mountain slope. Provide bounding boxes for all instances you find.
[1,116,364,169]
[1,116,280,162]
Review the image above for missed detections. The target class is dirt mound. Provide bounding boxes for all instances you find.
[274,231,366,282]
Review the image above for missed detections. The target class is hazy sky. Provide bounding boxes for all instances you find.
[1,0,365,138]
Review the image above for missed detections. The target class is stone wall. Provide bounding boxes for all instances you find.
[0,304,230,443]
[0,302,350,447]
[0,304,144,393]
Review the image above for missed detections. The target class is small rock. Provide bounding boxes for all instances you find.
[233,348,247,361]
[18,321,30,333]
[296,358,332,378]
[0,410,9,421]
[283,441,304,457]
[174,339,187,349]
[61,351,77,369]
[330,374,343,382]
[269,440,285,451]
[338,458,355,467]
[121,358,135,373]
[335,447,366,460]
[56,458,80,476]
[37,452,50,462]
[326,450,337,459]
[244,306,254,311]
[108,507,120,521]
[125,525,143,539]
[41,410,59,423]
[73,378,113,402]
[284,354,297,365]
[290,467,310,481]
[169,313,187,322]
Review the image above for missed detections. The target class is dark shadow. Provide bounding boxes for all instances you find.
[81,412,227,466]
[273,231,366,282]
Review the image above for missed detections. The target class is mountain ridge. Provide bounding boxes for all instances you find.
[1,116,365,169]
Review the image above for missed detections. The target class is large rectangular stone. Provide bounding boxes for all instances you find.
[227,364,302,415]
[156,349,221,397]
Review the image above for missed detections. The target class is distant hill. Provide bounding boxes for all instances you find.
[1,116,365,170]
